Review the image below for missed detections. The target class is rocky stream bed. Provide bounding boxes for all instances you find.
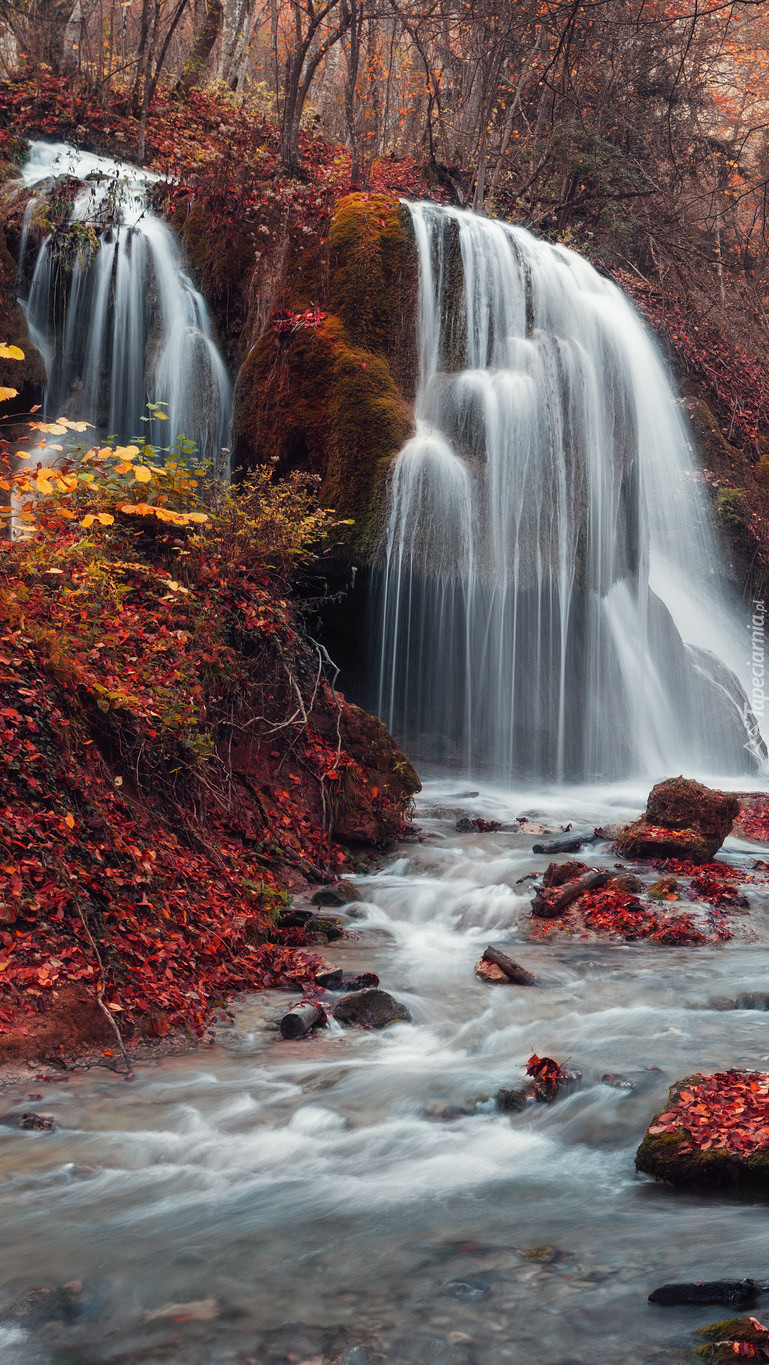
[2,777,769,1365]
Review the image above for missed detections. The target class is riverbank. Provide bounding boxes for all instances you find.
[0,457,419,1054]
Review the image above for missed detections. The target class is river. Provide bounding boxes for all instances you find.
[1,777,768,1364]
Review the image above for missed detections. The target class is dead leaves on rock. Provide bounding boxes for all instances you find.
[649,1070,769,1157]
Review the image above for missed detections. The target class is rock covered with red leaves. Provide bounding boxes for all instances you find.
[636,1071,769,1197]
[617,776,739,864]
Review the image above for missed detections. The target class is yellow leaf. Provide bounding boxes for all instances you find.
[118,501,154,516]
[97,512,115,525]
[153,411,169,420]
[114,445,139,460]
[36,474,54,494]
[31,417,67,434]
[57,418,92,432]
[0,386,18,401]
[81,514,96,528]
[14,451,31,460]
[59,508,76,519]
[30,421,67,435]
[0,343,24,360]
[64,812,75,828]
[187,512,208,523]
[133,466,152,483]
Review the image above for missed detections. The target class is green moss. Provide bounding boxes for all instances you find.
[328,193,417,386]
[715,485,749,528]
[694,1316,769,1362]
[233,313,413,559]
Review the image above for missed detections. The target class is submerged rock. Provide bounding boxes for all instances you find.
[9,1283,82,1325]
[495,1087,532,1113]
[618,777,739,864]
[333,989,411,1029]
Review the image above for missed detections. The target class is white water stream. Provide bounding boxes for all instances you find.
[17,142,232,466]
[2,780,769,1364]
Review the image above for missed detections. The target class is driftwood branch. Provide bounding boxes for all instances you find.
[531,870,611,919]
[480,946,536,985]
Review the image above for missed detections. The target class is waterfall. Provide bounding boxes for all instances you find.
[374,202,765,781]
[18,141,231,467]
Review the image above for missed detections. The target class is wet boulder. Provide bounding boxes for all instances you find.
[617,777,739,864]
[312,882,363,907]
[694,1316,769,1362]
[636,1070,769,1197]
[542,860,589,887]
[333,988,411,1029]
[495,1086,532,1113]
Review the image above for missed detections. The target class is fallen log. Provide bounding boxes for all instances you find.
[531,869,611,918]
[478,946,536,985]
[532,834,599,854]
[279,1002,326,1039]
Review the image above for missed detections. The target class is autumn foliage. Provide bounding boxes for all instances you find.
[0,412,415,1043]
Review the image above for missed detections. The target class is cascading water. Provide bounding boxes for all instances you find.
[18,141,231,466]
[374,202,765,781]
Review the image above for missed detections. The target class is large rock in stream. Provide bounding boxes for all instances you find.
[617,777,739,864]
[636,1070,769,1197]
[333,989,411,1029]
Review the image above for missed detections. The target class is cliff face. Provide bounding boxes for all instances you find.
[231,194,419,562]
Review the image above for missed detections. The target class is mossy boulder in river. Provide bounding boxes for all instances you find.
[618,776,739,863]
[694,1316,769,1361]
[231,194,418,560]
[636,1071,769,1197]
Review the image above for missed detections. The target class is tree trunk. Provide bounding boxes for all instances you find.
[173,0,223,97]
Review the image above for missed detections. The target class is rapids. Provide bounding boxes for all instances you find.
[2,779,769,1364]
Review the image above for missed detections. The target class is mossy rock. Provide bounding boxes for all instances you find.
[618,778,739,863]
[694,1316,769,1361]
[645,777,739,846]
[636,1075,769,1198]
[327,193,418,396]
[232,193,420,560]
[171,198,253,361]
[617,820,711,863]
[232,315,413,559]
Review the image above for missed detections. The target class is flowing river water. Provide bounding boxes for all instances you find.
[2,777,769,1365]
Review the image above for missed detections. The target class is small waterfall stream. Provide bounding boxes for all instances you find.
[374,203,763,781]
[18,141,232,465]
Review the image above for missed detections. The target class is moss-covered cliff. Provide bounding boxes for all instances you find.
[232,193,419,561]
